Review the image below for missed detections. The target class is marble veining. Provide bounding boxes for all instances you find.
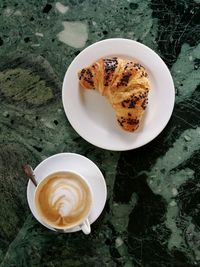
[0,0,200,266]
[55,2,69,14]
[171,43,200,103]
[57,21,88,48]
[147,127,200,252]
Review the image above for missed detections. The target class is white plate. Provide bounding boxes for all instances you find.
[62,38,175,151]
[27,153,107,232]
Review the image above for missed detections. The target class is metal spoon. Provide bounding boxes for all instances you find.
[23,164,37,187]
[23,164,65,233]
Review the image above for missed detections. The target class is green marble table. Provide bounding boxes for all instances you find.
[0,0,200,266]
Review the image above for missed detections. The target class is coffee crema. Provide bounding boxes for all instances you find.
[35,171,92,229]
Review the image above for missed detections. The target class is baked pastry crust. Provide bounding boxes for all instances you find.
[78,57,150,131]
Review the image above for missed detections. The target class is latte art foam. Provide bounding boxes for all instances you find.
[50,179,86,217]
[35,172,92,229]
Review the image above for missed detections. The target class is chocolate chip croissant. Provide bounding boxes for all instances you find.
[78,57,150,131]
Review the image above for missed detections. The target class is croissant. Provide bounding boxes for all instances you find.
[78,57,150,131]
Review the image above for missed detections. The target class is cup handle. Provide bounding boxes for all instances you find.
[80,218,91,235]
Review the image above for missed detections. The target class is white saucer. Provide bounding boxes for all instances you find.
[27,153,107,233]
[62,38,175,151]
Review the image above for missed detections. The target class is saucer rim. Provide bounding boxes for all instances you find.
[27,152,107,233]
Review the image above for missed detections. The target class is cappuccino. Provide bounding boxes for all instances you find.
[35,171,92,229]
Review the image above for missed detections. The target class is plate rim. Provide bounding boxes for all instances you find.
[62,38,175,151]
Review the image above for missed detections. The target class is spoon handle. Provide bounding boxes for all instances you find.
[23,164,38,187]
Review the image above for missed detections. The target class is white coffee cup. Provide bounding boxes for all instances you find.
[27,153,107,235]
[34,170,93,235]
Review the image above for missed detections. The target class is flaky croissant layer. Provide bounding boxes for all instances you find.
[78,57,150,132]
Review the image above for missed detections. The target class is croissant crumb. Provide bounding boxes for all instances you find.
[78,57,150,132]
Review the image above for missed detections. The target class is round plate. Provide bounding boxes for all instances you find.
[27,153,107,232]
[62,38,175,151]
